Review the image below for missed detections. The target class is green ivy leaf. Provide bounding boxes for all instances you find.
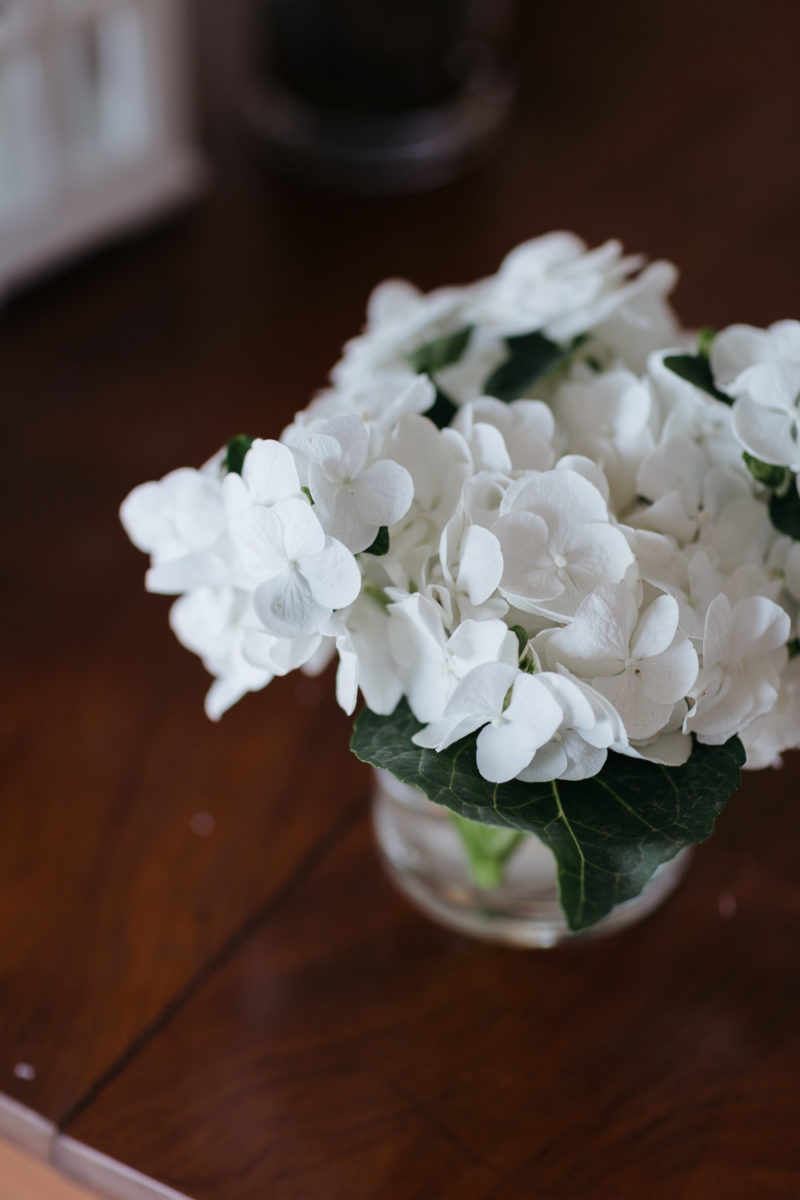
[351,700,744,932]
[224,434,255,476]
[742,452,792,490]
[662,354,732,405]
[484,332,587,403]
[509,624,530,657]
[769,483,800,540]
[410,326,473,375]
[363,526,390,556]
[423,387,458,430]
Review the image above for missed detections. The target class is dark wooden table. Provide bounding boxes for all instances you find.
[3,2,800,1196]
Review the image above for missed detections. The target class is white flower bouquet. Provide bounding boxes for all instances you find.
[122,233,800,932]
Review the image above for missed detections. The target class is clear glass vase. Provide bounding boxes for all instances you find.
[371,769,692,948]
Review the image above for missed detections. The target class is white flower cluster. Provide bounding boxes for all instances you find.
[121,233,800,781]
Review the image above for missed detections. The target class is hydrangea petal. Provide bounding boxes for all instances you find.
[593,672,671,741]
[732,395,800,468]
[243,439,301,505]
[457,525,504,605]
[631,595,679,660]
[638,638,698,705]
[120,481,168,553]
[274,497,327,561]
[228,506,288,579]
[300,539,362,610]
[349,459,414,525]
[253,571,328,637]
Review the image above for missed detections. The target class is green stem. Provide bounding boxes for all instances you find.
[448,811,526,890]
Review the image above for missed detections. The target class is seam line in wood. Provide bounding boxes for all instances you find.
[56,795,365,1135]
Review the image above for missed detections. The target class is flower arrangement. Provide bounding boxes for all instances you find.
[121,233,800,932]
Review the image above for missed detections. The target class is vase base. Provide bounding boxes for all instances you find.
[372,771,693,949]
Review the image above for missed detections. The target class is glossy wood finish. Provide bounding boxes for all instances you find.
[1,297,363,1124]
[3,0,800,1196]
[66,770,800,1200]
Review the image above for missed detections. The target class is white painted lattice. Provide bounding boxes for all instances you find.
[0,0,203,295]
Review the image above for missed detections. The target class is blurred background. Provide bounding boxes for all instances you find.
[2,2,800,1196]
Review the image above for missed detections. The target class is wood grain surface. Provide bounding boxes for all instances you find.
[64,769,800,1200]
[2,0,800,1196]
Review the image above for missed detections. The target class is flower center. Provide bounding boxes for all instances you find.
[553,553,568,570]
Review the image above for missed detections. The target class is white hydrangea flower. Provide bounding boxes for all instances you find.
[436,512,505,620]
[121,236,800,785]
[711,320,800,388]
[384,415,472,587]
[494,467,634,620]
[554,368,654,509]
[516,669,627,782]
[591,261,681,372]
[667,548,779,642]
[730,362,800,470]
[286,413,414,553]
[241,624,323,678]
[434,328,508,407]
[229,497,361,638]
[223,438,303,514]
[387,593,517,724]
[631,437,749,546]
[121,467,225,564]
[685,593,791,744]
[476,232,677,345]
[453,397,555,472]
[697,495,778,575]
[711,321,800,469]
[615,703,693,767]
[646,352,744,474]
[326,593,403,717]
[412,661,564,784]
[741,656,800,768]
[169,587,273,720]
[120,460,241,598]
[448,411,513,476]
[537,583,699,741]
[331,279,476,392]
[288,374,435,439]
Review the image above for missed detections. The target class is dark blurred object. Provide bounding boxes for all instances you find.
[244,0,516,192]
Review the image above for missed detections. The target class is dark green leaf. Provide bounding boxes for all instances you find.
[662,354,732,405]
[423,387,459,430]
[363,526,390,556]
[484,332,587,403]
[769,482,800,540]
[224,434,255,476]
[351,700,744,932]
[788,638,800,661]
[410,325,473,375]
[509,624,529,657]
[742,452,791,490]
